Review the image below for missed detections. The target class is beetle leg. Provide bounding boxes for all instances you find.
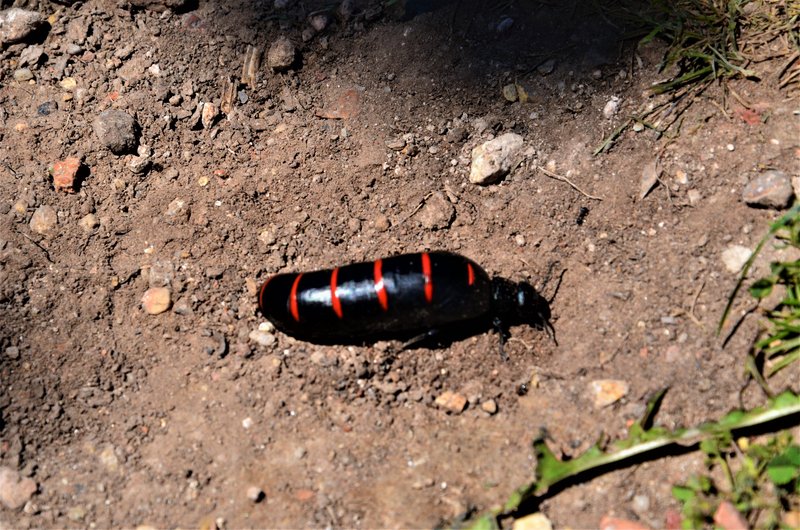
[493,317,510,361]
[401,329,441,350]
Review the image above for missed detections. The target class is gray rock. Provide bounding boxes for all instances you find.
[267,37,296,71]
[0,8,45,46]
[0,466,37,510]
[93,110,138,155]
[742,170,792,209]
[469,133,524,184]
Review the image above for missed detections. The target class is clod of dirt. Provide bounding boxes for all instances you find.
[742,169,793,209]
[469,133,524,184]
[51,157,81,193]
[0,466,37,510]
[435,391,467,413]
[0,8,45,46]
[141,287,171,314]
[78,213,98,232]
[28,205,57,235]
[589,379,629,408]
[417,192,455,230]
[93,110,138,155]
[267,36,297,71]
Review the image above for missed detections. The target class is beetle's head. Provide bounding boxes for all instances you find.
[492,278,552,334]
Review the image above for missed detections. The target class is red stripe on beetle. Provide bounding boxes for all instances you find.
[374,259,389,311]
[467,263,475,286]
[290,273,303,322]
[421,252,433,303]
[330,267,343,319]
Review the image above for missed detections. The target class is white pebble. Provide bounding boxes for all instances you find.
[242,417,253,429]
[721,245,752,273]
[602,96,620,119]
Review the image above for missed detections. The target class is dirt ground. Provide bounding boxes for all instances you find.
[1,0,799,527]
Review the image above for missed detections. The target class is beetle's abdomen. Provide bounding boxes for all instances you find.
[258,251,492,340]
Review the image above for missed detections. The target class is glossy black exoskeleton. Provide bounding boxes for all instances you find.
[257,251,552,345]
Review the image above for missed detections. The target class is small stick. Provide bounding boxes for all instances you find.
[689,277,706,322]
[537,166,602,201]
[19,232,53,263]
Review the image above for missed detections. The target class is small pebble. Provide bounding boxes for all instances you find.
[141,287,171,315]
[0,467,37,510]
[267,36,296,71]
[721,245,752,273]
[602,97,620,119]
[469,133,524,184]
[165,198,190,223]
[99,444,119,473]
[93,110,138,155]
[52,157,81,192]
[742,169,792,209]
[512,512,553,530]
[249,329,276,347]
[242,417,253,429]
[537,59,556,75]
[385,137,406,151]
[29,205,57,235]
[590,379,629,408]
[5,346,20,360]
[201,102,218,129]
[496,16,514,32]
[66,506,86,521]
[631,494,650,514]
[480,399,498,415]
[246,486,264,503]
[13,68,33,82]
[309,13,329,32]
[435,391,467,413]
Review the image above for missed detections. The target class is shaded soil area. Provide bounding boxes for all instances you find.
[1,0,798,527]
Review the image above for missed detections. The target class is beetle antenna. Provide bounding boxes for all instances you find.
[546,268,567,305]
